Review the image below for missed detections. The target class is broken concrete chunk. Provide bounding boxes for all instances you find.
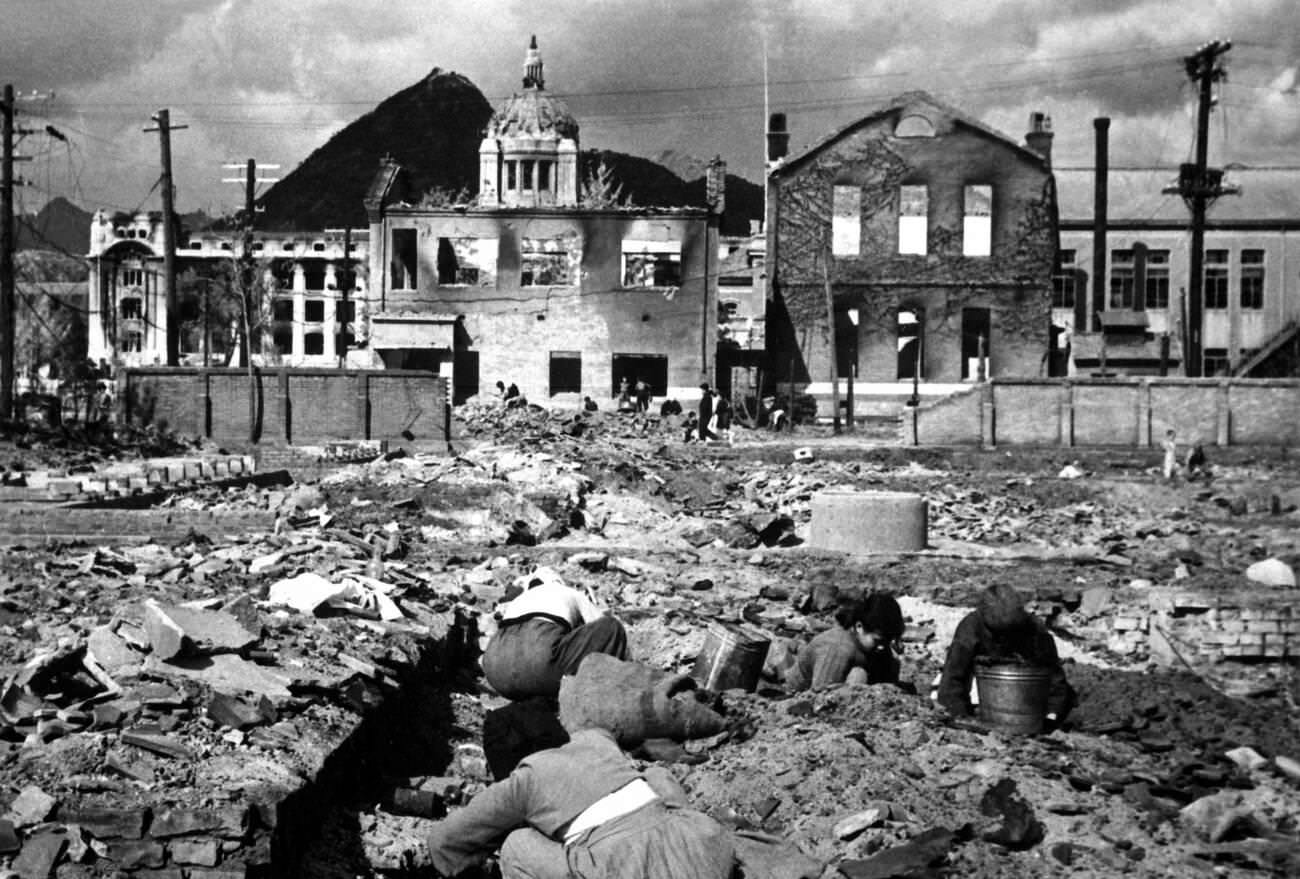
[155,654,293,699]
[9,829,67,878]
[169,837,221,866]
[107,838,166,870]
[142,599,258,661]
[0,818,17,854]
[833,807,886,840]
[207,693,268,730]
[87,625,141,670]
[1244,558,1296,588]
[122,728,194,761]
[1225,746,1268,772]
[150,808,224,838]
[3,784,57,828]
[1275,755,1300,783]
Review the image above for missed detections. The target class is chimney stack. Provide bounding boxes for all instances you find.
[1025,112,1054,168]
[767,112,790,164]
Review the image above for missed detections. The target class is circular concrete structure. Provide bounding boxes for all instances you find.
[808,490,928,554]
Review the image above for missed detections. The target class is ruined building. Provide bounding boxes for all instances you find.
[365,38,721,404]
[86,211,369,368]
[764,93,1058,412]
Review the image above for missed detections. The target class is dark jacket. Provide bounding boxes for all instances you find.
[937,611,1073,718]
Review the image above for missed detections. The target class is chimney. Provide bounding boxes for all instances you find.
[1025,112,1054,168]
[1091,117,1110,334]
[767,112,790,164]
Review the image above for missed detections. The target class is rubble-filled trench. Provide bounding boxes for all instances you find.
[1,403,1299,878]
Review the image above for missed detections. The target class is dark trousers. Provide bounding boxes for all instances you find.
[481,616,629,700]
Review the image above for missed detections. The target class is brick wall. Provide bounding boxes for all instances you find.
[123,368,449,449]
[1108,588,1299,664]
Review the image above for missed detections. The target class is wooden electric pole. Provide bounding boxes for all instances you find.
[145,109,186,366]
[1,85,16,419]
[1170,40,1232,377]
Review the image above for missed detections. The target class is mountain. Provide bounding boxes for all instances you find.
[16,197,92,256]
[257,68,765,235]
[257,69,495,231]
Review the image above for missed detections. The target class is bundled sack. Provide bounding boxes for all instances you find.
[558,653,727,746]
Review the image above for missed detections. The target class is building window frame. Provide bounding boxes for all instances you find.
[1204,249,1229,310]
[622,240,682,288]
[1240,249,1265,310]
[831,185,861,257]
[1109,249,1135,309]
[1145,249,1170,309]
[1052,249,1076,309]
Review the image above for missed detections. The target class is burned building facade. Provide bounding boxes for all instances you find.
[364,39,719,404]
[765,93,1058,407]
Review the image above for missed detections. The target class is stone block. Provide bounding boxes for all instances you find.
[58,806,147,839]
[166,463,186,482]
[227,457,244,476]
[168,838,221,866]
[151,808,225,838]
[0,819,17,854]
[146,468,166,484]
[1219,620,1246,633]
[81,479,107,494]
[213,460,231,478]
[48,477,82,496]
[108,839,166,869]
[1262,642,1286,658]
[25,471,50,490]
[241,454,256,473]
[1112,616,1145,632]
[1246,621,1281,634]
[128,476,150,491]
[3,784,57,828]
[183,462,204,480]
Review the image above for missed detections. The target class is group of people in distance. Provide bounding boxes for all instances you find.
[415,573,1074,878]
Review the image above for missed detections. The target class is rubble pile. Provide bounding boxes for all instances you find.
[0,418,1298,877]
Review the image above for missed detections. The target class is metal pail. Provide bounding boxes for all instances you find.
[975,664,1053,735]
[692,622,771,692]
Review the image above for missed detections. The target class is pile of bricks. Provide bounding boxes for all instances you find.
[18,455,256,502]
[1108,588,1299,662]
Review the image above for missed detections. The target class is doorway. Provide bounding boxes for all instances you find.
[961,307,991,380]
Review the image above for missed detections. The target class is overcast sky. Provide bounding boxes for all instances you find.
[3,0,1296,220]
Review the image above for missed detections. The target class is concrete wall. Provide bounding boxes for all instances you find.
[914,377,1300,446]
[123,367,449,449]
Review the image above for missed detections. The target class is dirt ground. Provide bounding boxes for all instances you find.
[294,409,1300,878]
[2,408,1299,878]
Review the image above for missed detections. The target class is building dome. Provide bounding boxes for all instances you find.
[488,90,579,142]
[478,36,581,208]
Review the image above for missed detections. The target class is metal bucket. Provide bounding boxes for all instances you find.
[692,622,771,692]
[975,664,1053,735]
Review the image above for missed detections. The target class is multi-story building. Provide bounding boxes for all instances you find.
[1055,167,1300,376]
[764,92,1058,412]
[364,38,720,404]
[86,210,369,369]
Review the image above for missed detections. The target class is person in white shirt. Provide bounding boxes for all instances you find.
[481,569,629,700]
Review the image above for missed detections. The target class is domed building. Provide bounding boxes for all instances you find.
[478,37,581,208]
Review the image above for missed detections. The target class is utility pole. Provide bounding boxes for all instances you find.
[222,159,278,366]
[1,85,37,419]
[145,109,187,366]
[326,227,354,369]
[1167,40,1233,377]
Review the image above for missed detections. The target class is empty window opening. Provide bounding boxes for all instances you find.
[507,161,517,190]
[272,299,294,322]
[120,297,142,320]
[336,331,355,352]
[898,185,928,255]
[549,351,582,395]
[121,330,143,353]
[897,308,922,380]
[521,238,576,287]
[522,160,534,191]
[538,161,551,192]
[337,301,356,323]
[1241,249,1265,310]
[1052,250,1076,309]
[962,185,992,257]
[303,332,324,356]
[832,185,861,256]
[272,327,293,357]
[611,353,668,397]
[304,300,325,322]
[437,237,498,287]
[120,268,144,287]
[961,307,991,380]
[303,265,326,291]
[1204,249,1229,309]
[391,229,418,290]
[622,240,681,288]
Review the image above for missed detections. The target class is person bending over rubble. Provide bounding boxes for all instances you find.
[783,593,906,690]
[935,583,1075,728]
[418,719,736,878]
[481,569,630,701]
